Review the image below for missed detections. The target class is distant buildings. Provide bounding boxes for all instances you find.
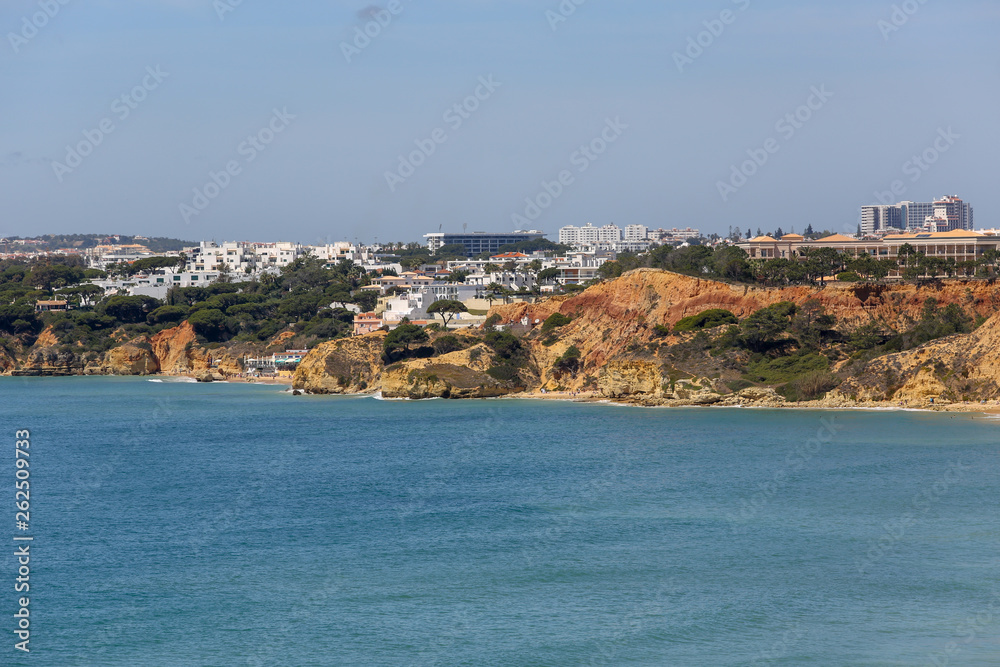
[861,196,974,235]
[424,230,546,255]
[557,224,701,252]
[738,229,1000,277]
[558,224,624,245]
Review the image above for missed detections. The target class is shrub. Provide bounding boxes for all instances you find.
[673,309,737,333]
[484,330,521,359]
[780,372,841,402]
[725,378,754,393]
[433,335,467,356]
[836,271,861,283]
[487,364,521,382]
[744,352,829,384]
[553,345,582,374]
[652,324,672,337]
[541,312,572,333]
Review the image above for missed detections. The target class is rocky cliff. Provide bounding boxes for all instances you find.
[492,269,1000,394]
[292,332,387,394]
[150,322,242,376]
[833,312,1000,404]
[103,344,159,375]
[380,344,519,399]
[8,321,243,378]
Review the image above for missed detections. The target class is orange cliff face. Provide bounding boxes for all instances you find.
[488,269,1000,393]
[833,311,1000,403]
[150,321,242,376]
[492,269,1000,333]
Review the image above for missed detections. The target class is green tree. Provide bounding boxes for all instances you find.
[426,299,469,327]
[187,308,227,340]
[553,345,582,374]
[147,305,188,325]
[739,302,797,352]
[383,323,429,360]
[101,295,160,324]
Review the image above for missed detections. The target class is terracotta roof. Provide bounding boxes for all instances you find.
[780,234,805,240]
[748,236,777,243]
[885,230,982,240]
[814,234,857,243]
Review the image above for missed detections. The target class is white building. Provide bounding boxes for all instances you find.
[184,241,307,274]
[864,197,973,233]
[624,225,648,241]
[861,205,904,235]
[89,270,224,300]
[559,224,625,248]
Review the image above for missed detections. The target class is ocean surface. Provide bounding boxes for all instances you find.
[2,377,999,666]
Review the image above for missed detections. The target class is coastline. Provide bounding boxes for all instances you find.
[7,373,1000,417]
[507,389,1000,417]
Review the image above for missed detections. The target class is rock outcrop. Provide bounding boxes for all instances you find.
[150,322,242,376]
[381,344,519,399]
[292,332,386,394]
[491,269,1000,395]
[833,312,1000,404]
[104,344,159,375]
[599,361,665,399]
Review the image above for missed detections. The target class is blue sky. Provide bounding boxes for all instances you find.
[1,0,997,244]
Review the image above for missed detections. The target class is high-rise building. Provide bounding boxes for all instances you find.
[931,195,974,231]
[860,196,973,233]
[861,205,904,235]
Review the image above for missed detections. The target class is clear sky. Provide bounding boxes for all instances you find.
[1,0,997,245]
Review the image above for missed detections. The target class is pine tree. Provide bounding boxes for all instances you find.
[805,224,814,236]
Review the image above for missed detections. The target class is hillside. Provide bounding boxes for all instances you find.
[8,266,1000,410]
[290,269,1000,407]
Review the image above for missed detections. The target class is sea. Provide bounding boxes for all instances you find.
[2,376,999,666]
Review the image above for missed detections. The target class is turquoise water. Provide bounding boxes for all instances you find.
[2,377,999,666]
